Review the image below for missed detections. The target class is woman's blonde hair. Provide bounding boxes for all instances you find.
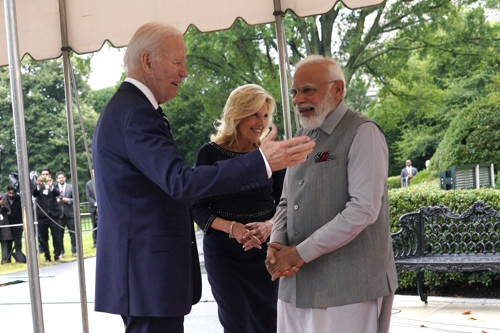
[211,84,276,147]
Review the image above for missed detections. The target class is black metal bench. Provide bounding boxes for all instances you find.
[391,200,500,303]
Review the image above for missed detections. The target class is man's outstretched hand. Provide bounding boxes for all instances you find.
[261,124,315,171]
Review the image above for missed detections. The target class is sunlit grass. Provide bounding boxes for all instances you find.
[0,230,96,275]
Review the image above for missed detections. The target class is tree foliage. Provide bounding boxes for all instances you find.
[89,86,116,114]
[0,56,99,200]
[365,5,500,175]
[432,77,500,171]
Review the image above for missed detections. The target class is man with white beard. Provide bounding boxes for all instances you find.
[266,55,398,333]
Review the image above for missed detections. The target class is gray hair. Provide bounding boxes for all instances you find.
[124,22,183,74]
[295,55,347,98]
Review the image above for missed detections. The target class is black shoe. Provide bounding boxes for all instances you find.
[54,256,60,261]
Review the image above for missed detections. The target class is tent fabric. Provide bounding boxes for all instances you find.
[0,0,383,66]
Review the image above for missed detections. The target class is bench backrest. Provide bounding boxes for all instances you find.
[393,200,500,258]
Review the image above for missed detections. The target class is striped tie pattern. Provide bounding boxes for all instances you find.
[157,106,171,132]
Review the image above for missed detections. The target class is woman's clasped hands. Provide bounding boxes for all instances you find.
[231,220,274,251]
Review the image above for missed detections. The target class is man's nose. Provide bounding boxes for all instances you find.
[292,92,306,106]
[180,64,188,78]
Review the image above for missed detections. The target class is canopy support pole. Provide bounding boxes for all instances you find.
[273,0,293,140]
[57,1,90,333]
[3,1,45,332]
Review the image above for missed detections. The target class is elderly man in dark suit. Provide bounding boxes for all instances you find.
[92,21,314,333]
[266,56,397,333]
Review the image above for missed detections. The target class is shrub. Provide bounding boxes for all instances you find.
[387,176,401,190]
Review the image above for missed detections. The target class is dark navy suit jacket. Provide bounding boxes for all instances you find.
[93,82,270,317]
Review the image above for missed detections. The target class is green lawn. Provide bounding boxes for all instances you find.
[0,230,96,275]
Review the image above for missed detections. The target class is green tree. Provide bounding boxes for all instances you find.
[0,55,99,200]
[284,0,485,108]
[432,74,500,172]
[89,86,116,114]
[365,5,500,175]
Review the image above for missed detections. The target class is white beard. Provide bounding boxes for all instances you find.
[296,94,336,130]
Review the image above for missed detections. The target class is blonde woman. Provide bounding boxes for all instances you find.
[192,84,284,333]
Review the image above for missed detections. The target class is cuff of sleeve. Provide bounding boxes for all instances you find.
[203,214,217,235]
[258,148,272,179]
[296,241,318,264]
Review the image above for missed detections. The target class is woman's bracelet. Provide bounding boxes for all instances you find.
[268,219,274,225]
[228,221,237,239]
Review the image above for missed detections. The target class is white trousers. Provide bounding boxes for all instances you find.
[277,293,394,333]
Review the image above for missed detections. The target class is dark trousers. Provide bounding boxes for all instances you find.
[1,241,11,263]
[121,315,184,333]
[60,216,76,254]
[9,224,23,253]
[90,211,97,246]
[38,216,62,260]
[1,226,23,263]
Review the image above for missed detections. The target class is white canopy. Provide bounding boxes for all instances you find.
[0,0,383,66]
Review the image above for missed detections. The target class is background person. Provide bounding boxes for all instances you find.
[55,171,76,257]
[400,159,418,187]
[0,196,13,264]
[33,168,62,262]
[266,55,398,333]
[92,21,313,333]
[192,84,283,333]
[86,173,98,248]
[1,185,25,263]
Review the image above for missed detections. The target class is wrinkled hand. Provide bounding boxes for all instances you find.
[265,243,304,281]
[242,221,273,251]
[261,124,315,171]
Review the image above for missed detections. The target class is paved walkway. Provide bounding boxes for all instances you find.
[0,231,498,332]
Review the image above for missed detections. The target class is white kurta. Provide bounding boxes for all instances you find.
[278,293,394,333]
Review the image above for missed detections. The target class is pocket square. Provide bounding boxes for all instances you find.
[314,151,335,164]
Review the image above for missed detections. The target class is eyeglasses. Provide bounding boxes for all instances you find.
[288,80,337,98]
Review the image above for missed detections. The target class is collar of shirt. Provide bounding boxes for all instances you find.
[124,77,159,110]
[318,100,348,135]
